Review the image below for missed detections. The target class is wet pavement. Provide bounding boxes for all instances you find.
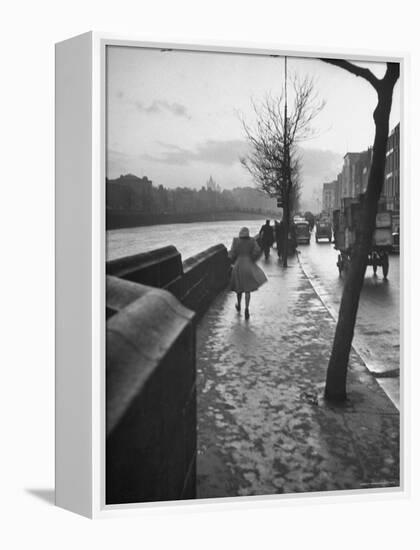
[196,253,399,499]
[297,240,400,409]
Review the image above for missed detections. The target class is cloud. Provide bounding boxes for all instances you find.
[107,149,144,178]
[298,147,343,181]
[144,139,249,166]
[109,142,343,178]
[296,147,343,210]
[107,143,345,206]
[133,99,191,119]
[142,140,344,196]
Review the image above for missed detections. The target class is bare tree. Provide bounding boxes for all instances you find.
[241,75,324,266]
[321,60,400,401]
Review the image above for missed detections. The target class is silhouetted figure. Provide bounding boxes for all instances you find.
[259,219,274,259]
[275,220,285,259]
[229,227,267,320]
[289,222,297,254]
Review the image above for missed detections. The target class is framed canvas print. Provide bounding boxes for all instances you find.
[55,32,408,518]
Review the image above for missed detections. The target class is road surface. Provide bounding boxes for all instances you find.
[297,237,400,408]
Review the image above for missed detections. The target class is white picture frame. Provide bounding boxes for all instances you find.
[55,31,409,518]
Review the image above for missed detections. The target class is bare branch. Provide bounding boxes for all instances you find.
[240,73,324,217]
[321,58,380,90]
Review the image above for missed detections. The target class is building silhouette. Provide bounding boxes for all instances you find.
[321,123,399,226]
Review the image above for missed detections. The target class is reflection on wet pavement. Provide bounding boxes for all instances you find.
[196,254,399,499]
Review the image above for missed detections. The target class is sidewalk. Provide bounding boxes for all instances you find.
[196,253,399,499]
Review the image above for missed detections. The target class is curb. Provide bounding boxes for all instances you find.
[296,250,400,411]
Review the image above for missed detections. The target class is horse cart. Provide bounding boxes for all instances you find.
[333,200,393,279]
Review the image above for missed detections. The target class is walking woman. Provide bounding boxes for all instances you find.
[229,227,267,319]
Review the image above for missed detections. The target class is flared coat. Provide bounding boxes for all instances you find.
[229,237,267,293]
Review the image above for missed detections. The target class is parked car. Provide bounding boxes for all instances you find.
[391,231,399,254]
[294,220,311,245]
[315,220,332,242]
[333,206,392,279]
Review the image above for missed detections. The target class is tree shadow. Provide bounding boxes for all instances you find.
[25,488,55,505]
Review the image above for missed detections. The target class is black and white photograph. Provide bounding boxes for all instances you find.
[5,0,420,545]
[105,45,401,505]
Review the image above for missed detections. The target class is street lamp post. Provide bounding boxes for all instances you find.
[282,56,290,267]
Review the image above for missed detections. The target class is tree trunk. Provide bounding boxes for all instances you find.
[324,85,395,401]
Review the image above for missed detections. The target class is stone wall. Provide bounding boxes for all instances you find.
[105,244,231,504]
[106,245,183,289]
[106,244,231,317]
[106,275,196,504]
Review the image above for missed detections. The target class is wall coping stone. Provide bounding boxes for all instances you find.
[106,275,195,436]
[106,245,182,279]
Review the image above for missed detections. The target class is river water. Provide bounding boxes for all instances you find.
[107,219,268,261]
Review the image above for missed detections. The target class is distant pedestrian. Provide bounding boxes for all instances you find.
[290,222,297,252]
[275,219,285,259]
[259,219,274,259]
[229,227,267,320]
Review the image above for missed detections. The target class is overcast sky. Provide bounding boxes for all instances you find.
[106,46,400,209]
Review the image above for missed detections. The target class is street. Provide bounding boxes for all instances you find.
[196,254,399,498]
[107,219,400,409]
[297,237,400,408]
[106,220,401,498]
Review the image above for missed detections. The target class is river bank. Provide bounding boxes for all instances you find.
[106,218,268,261]
[106,209,277,230]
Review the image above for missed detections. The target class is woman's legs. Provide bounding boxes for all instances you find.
[245,292,251,319]
[236,292,251,317]
[235,292,242,311]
